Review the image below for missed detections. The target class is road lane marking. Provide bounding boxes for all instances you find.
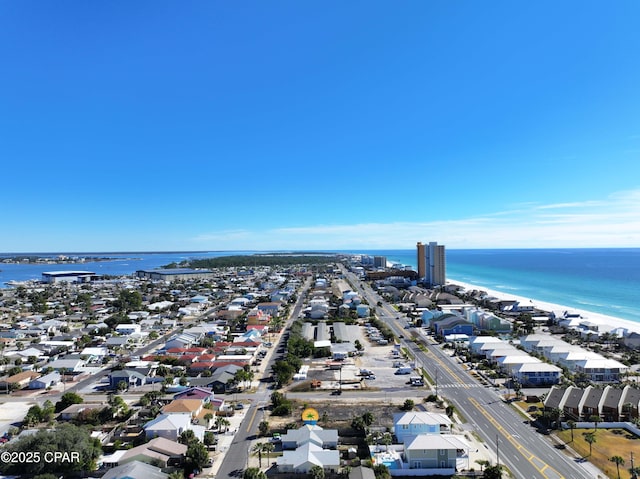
[469,397,565,479]
[246,403,259,433]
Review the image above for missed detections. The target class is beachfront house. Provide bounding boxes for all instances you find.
[404,434,467,472]
[393,412,452,443]
[512,362,562,386]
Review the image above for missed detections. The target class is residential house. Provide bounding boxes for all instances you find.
[602,386,625,421]
[393,412,452,443]
[47,358,86,374]
[164,333,199,350]
[59,403,104,421]
[115,324,142,336]
[101,460,168,479]
[173,386,215,403]
[580,386,606,420]
[562,386,587,420]
[109,370,148,390]
[432,316,474,337]
[403,434,467,472]
[143,413,205,442]
[281,424,339,450]
[161,399,215,428]
[277,425,340,474]
[621,385,640,421]
[512,362,562,386]
[29,371,61,389]
[573,358,629,383]
[101,437,188,469]
[0,371,40,390]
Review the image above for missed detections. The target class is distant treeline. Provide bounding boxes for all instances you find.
[164,254,340,269]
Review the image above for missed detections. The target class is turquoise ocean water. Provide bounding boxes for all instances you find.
[2,248,639,325]
[350,248,640,325]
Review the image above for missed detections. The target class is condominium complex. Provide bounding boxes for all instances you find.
[416,241,446,287]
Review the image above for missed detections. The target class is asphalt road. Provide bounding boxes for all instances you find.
[345,268,598,479]
[215,277,312,478]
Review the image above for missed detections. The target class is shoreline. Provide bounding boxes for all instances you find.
[447,277,640,336]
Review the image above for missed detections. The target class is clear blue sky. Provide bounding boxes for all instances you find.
[2,1,640,252]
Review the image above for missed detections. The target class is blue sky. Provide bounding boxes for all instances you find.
[2,1,640,252]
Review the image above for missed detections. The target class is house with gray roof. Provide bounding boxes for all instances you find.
[101,437,187,469]
[281,424,338,450]
[580,386,606,420]
[101,460,167,479]
[29,371,61,389]
[621,385,640,421]
[109,370,148,390]
[602,386,625,421]
[143,413,205,442]
[277,442,340,474]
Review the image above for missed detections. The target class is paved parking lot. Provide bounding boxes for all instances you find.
[301,323,428,392]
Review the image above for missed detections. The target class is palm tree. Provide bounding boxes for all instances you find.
[362,411,375,427]
[475,459,490,472]
[261,442,274,467]
[589,414,601,430]
[609,455,624,479]
[584,431,596,457]
[252,442,264,468]
[566,420,576,442]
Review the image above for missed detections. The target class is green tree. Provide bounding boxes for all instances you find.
[589,414,601,430]
[566,420,576,442]
[475,459,489,471]
[179,429,197,446]
[351,416,366,432]
[262,442,274,466]
[362,411,375,427]
[253,442,265,468]
[258,420,270,437]
[584,431,596,456]
[309,464,325,479]
[243,467,267,479]
[55,391,84,412]
[372,463,391,479]
[0,423,101,475]
[484,464,503,479]
[609,455,624,479]
[401,399,415,411]
[186,440,209,471]
[204,431,216,448]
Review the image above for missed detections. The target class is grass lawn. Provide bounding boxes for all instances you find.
[556,427,640,479]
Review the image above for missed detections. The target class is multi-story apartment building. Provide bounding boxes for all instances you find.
[416,241,446,287]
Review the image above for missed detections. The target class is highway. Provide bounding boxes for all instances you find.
[348,269,598,479]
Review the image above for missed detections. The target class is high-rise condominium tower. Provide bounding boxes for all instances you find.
[416,241,446,286]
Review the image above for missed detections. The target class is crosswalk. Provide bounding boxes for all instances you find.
[437,383,485,389]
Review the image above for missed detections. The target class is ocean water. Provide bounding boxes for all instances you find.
[2,248,640,326]
[353,248,640,325]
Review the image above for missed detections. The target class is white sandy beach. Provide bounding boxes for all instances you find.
[447,278,640,336]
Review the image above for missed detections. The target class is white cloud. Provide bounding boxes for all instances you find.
[192,188,640,250]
